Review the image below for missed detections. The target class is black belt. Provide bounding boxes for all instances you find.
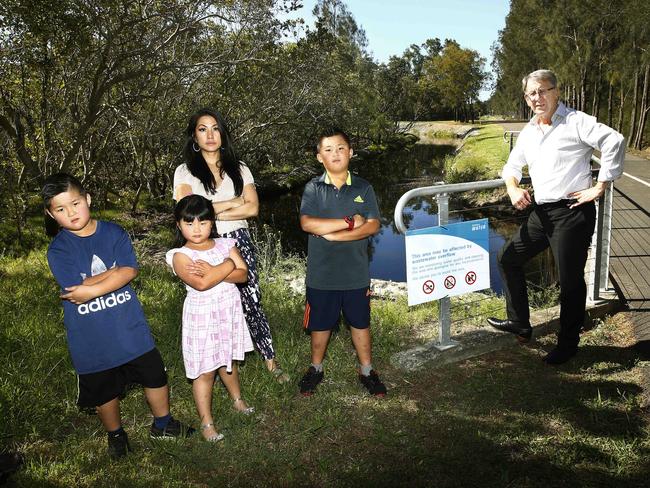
[536,199,578,209]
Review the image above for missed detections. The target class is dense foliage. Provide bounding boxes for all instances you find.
[491,0,650,150]
[0,1,488,251]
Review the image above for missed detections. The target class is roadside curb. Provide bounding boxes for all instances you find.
[392,293,622,371]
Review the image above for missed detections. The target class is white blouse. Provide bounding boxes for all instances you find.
[173,163,255,235]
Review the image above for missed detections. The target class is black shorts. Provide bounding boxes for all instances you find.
[77,348,168,408]
[303,287,371,332]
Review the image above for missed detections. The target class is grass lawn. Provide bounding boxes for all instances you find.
[445,125,511,183]
[1,226,649,487]
[399,121,476,143]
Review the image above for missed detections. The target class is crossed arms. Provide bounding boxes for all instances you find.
[300,214,380,241]
[61,266,137,305]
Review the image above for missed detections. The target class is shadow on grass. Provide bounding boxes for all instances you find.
[317,343,649,488]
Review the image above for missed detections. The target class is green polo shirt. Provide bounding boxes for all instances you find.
[300,171,380,290]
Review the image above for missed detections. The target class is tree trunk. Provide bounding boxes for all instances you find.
[130,181,144,214]
[580,75,587,112]
[0,111,39,185]
[571,84,577,109]
[591,64,601,119]
[633,64,649,149]
[591,79,599,118]
[607,81,613,127]
[628,70,639,147]
[616,83,625,133]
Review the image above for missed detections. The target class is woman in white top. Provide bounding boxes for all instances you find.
[173,108,288,383]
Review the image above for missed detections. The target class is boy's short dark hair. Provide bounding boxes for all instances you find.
[41,173,87,237]
[316,127,351,152]
[41,173,86,208]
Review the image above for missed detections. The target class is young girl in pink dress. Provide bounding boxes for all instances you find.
[166,195,254,442]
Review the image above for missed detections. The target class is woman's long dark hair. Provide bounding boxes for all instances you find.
[183,108,244,196]
[41,173,86,237]
[173,195,218,246]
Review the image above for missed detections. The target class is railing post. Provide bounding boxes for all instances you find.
[599,181,614,292]
[435,192,456,350]
[588,179,614,303]
[503,130,520,154]
[588,192,605,302]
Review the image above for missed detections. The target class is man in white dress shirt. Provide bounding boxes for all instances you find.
[488,69,625,364]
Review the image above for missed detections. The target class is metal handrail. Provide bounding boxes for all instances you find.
[394,176,535,234]
[393,163,613,350]
[393,169,606,235]
[502,130,520,142]
[395,179,503,234]
[503,130,520,152]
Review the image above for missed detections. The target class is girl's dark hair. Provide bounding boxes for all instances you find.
[173,195,218,246]
[41,173,86,237]
[183,108,244,197]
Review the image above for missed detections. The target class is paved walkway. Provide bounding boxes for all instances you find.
[610,150,650,345]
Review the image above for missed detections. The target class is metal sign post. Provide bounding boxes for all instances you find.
[434,192,457,350]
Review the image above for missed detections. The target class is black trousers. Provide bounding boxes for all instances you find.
[497,200,596,349]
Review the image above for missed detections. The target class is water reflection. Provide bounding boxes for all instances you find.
[258,144,455,251]
[258,143,556,294]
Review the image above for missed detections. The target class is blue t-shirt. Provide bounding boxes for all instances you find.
[47,221,155,374]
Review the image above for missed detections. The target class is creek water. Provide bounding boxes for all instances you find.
[258,142,554,294]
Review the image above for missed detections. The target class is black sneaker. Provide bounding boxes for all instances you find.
[299,366,324,396]
[150,417,196,439]
[107,431,131,459]
[359,370,387,397]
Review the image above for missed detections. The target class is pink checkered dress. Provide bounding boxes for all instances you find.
[166,238,253,379]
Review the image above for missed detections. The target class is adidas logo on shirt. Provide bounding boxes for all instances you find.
[80,255,116,281]
[354,195,364,203]
[77,255,126,314]
[77,291,132,315]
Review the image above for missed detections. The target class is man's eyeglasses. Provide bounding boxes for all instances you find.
[525,86,556,100]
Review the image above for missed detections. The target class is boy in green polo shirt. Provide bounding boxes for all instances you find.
[298,128,387,397]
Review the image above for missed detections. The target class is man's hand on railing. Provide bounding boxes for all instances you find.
[507,184,532,211]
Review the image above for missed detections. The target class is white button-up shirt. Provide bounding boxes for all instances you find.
[502,102,625,203]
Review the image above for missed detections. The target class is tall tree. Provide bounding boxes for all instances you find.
[491,0,650,151]
[423,40,487,122]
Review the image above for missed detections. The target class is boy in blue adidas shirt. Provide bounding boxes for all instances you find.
[298,128,387,397]
[42,173,194,459]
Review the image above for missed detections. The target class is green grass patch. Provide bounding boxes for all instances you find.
[423,129,459,139]
[1,216,648,487]
[445,125,511,183]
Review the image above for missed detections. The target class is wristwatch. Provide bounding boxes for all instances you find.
[344,215,354,230]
